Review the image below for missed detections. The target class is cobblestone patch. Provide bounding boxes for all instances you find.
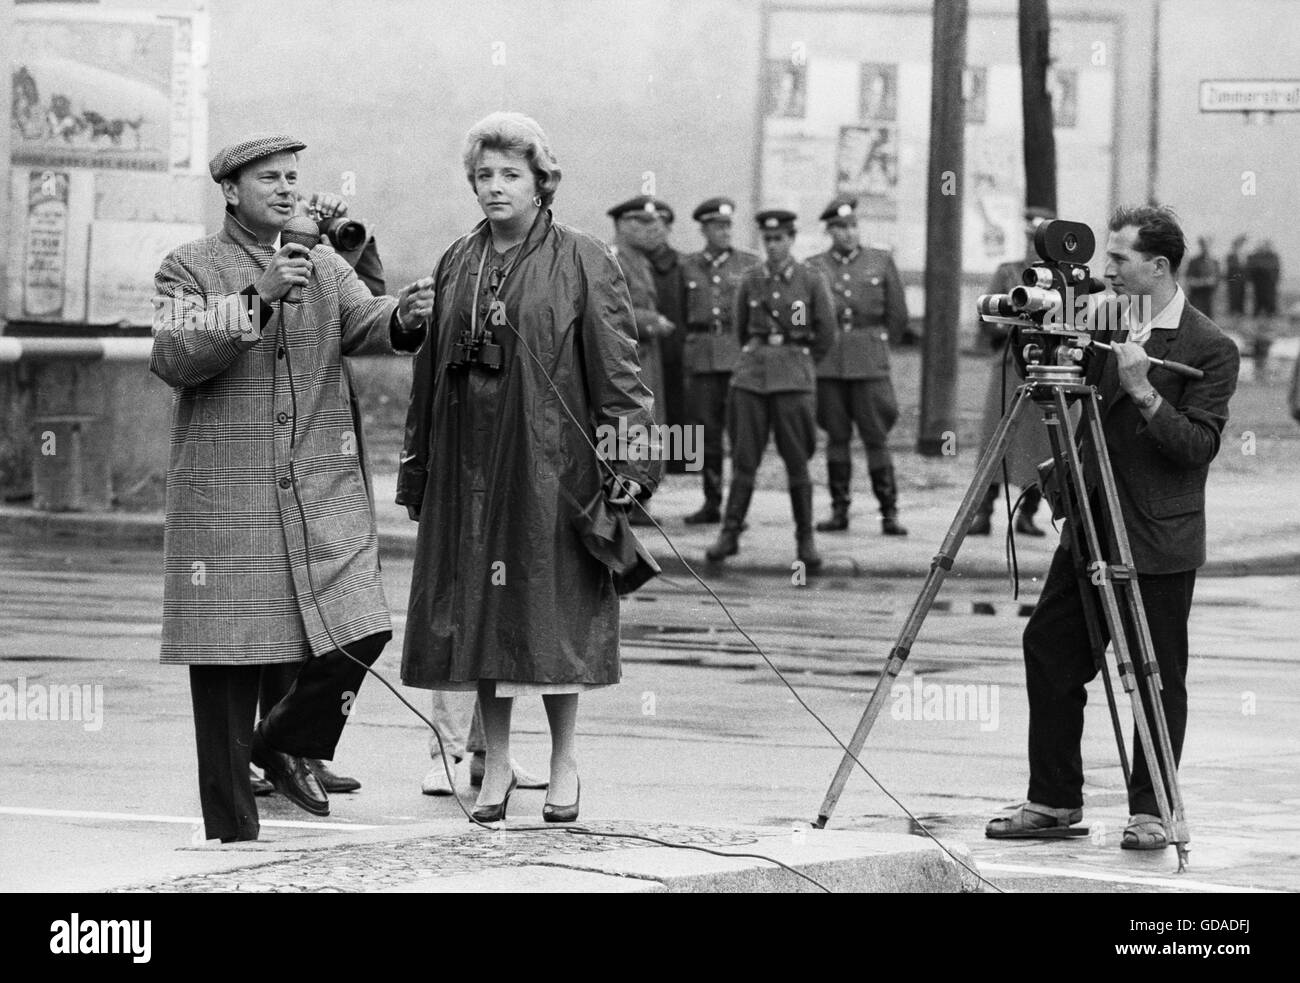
[121,823,759,893]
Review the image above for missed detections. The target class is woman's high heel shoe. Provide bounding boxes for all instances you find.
[470,775,517,824]
[542,777,580,823]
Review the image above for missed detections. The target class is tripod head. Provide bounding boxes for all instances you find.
[978,219,1110,380]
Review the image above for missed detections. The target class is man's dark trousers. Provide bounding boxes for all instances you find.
[1024,547,1195,817]
[188,631,388,842]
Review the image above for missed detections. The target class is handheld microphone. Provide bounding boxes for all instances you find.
[280,216,321,304]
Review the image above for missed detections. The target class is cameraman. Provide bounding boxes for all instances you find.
[986,205,1239,850]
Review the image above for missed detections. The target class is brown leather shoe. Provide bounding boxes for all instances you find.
[251,729,329,817]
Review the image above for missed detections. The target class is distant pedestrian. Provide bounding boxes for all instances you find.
[1224,235,1248,326]
[1184,236,1220,319]
[1246,239,1281,380]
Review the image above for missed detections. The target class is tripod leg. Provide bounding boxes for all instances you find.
[1038,400,1131,787]
[1077,394,1190,868]
[814,387,1038,828]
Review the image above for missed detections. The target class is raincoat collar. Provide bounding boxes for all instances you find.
[471,208,554,272]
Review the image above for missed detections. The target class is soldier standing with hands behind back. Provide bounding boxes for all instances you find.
[707,209,835,570]
[809,195,910,535]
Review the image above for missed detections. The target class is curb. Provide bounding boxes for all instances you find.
[116,820,980,894]
[2,509,1295,581]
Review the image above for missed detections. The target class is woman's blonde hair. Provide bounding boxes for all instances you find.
[462,111,562,208]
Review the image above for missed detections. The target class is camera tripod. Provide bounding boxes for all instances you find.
[812,362,1191,871]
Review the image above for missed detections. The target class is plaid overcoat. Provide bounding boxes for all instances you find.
[150,212,409,665]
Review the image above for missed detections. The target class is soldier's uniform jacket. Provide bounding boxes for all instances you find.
[150,212,415,666]
[731,258,836,394]
[810,245,907,380]
[681,246,761,374]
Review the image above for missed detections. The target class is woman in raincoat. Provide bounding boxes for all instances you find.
[397,112,660,823]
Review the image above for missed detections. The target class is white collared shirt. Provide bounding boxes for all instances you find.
[1128,286,1184,347]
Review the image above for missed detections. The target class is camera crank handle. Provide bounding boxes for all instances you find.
[1090,340,1204,380]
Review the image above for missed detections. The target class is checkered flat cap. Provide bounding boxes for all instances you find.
[209,133,307,183]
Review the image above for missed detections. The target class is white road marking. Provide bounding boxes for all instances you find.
[980,861,1273,893]
[0,805,380,831]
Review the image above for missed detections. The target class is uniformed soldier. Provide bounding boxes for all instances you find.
[706,209,836,570]
[646,200,690,472]
[680,197,761,523]
[609,195,677,525]
[809,194,910,535]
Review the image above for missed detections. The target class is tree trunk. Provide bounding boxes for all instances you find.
[917,0,968,456]
[1019,0,1057,216]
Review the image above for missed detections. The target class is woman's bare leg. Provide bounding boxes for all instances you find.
[542,693,579,805]
[475,681,514,806]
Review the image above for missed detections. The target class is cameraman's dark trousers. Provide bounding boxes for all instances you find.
[188,631,388,842]
[1024,547,1195,817]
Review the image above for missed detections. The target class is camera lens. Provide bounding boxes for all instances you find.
[1062,232,1078,253]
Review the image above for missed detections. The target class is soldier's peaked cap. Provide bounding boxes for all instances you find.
[607,195,661,220]
[819,194,859,224]
[693,197,736,222]
[755,209,797,231]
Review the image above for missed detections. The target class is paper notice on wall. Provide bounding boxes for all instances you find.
[8,169,93,322]
[87,220,203,326]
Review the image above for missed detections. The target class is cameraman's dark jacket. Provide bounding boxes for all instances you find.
[1070,300,1238,575]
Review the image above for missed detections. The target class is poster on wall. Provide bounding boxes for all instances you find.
[765,58,807,118]
[835,124,898,219]
[8,169,93,323]
[859,63,898,121]
[964,66,989,125]
[9,6,207,174]
[1048,67,1079,128]
[22,171,72,319]
[87,220,204,325]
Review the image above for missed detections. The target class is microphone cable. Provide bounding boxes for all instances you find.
[494,300,1002,894]
[277,296,832,893]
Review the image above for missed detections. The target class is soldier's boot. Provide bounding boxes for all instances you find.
[968,484,999,536]
[870,465,909,537]
[815,460,852,532]
[684,461,723,525]
[706,479,753,562]
[1013,486,1047,537]
[791,484,824,573]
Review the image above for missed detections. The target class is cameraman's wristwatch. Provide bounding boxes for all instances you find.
[1134,388,1160,411]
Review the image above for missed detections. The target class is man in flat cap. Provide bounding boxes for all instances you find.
[809,194,911,535]
[609,196,676,523]
[679,197,761,523]
[969,206,1055,537]
[707,209,836,570]
[150,133,433,842]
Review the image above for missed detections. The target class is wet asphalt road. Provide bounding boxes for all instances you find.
[1,538,1297,894]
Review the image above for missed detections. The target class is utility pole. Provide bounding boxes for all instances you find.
[917,0,968,456]
[1019,0,1058,215]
